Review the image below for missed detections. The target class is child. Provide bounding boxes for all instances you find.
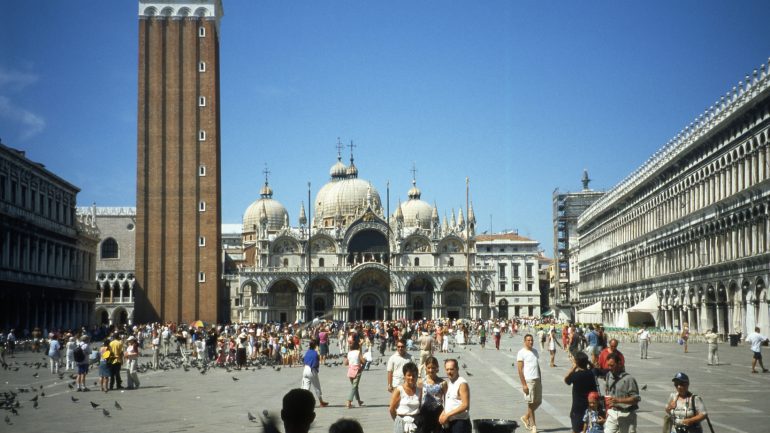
[583,391,605,433]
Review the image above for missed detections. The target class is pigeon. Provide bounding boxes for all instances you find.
[10,408,18,416]
[461,363,467,369]
[102,408,110,417]
[41,392,45,397]
[33,373,39,378]
[90,401,100,409]
[232,376,239,381]
[466,371,473,377]
[114,401,122,410]
[71,396,79,402]
[29,395,38,402]
[4,415,10,424]
[33,400,39,409]
[68,383,74,390]
[641,384,647,391]
[248,411,257,422]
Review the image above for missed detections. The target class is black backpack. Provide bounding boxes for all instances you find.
[74,345,85,363]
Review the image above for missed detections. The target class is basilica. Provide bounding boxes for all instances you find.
[229,147,505,323]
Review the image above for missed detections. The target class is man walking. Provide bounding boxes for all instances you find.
[417,329,434,378]
[386,338,413,393]
[746,327,769,373]
[439,359,471,433]
[604,353,641,433]
[586,325,600,364]
[636,326,650,360]
[704,328,719,366]
[517,334,541,433]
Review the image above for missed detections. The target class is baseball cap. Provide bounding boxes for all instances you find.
[672,372,689,383]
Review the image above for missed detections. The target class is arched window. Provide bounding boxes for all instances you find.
[101,238,118,259]
[414,257,420,266]
[283,258,289,267]
[318,258,325,267]
[448,257,454,266]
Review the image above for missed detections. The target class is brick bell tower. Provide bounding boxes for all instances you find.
[135,0,223,323]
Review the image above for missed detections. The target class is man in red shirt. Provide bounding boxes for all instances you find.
[597,338,625,372]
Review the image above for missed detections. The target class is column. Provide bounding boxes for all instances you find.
[716,305,723,334]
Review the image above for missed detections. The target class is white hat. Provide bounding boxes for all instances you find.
[127,336,137,341]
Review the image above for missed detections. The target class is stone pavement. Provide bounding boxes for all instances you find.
[2,334,770,432]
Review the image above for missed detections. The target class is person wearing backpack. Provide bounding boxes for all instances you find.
[75,336,92,391]
[665,372,707,433]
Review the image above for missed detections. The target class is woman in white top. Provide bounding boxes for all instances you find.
[389,362,421,433]
[547,327,561,367]
[65,337,77,371]
[124,336,141,389]
[346,340,366,408]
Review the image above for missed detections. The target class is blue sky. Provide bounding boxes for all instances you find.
[2,1,769,255]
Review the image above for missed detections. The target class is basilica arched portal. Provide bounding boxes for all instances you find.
[350,268,390,320]
[307,278,335,319]
[407,276,434,320]
[347,229,389,266]
[443,279,467,319]
[268,279,299,323]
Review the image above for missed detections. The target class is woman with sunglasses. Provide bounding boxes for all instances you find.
[665,372,707,433]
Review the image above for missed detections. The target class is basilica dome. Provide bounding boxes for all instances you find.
[314,154,382,226]
[243,182,289,233]
[396,180,434,229]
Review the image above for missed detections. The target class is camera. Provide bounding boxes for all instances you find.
[674,425,690,433]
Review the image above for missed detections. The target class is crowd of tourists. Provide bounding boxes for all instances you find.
[2,317,767,433]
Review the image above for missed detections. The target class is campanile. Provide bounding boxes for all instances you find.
[135,1,223,323]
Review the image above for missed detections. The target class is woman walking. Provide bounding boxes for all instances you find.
[389,362,421,433]
[345,340,366,408]
[124,336,141,389]
[98,340,112,392]
[547,326,561,367]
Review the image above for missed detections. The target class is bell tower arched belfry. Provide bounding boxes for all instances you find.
[135,0,224,323]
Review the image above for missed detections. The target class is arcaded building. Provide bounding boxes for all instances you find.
[578,59,770,336]
[134,0,224,323]
[230,149,500,323]
[0,143,99,331]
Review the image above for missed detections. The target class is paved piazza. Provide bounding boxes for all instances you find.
[3,333,770,432]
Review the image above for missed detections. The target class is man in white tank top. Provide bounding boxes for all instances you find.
[439,358,471,433]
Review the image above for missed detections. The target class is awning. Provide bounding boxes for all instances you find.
[577,301,602,324]
[625,293,660,327]
[541,309,555,317]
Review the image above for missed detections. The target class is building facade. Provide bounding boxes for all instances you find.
[229,149,508,323]
[0,143,99,331]
[552,173,604,319]
[475,233,542,319]
[578,59,770,336]
[135,0,224,323]
[80,207,138,326]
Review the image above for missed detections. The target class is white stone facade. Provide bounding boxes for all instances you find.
[229,150,502,323]
[578,59,770,336]
[475,233,542,318]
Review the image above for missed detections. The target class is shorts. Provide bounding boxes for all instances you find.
[319,343,329,356]
[77,364,89,374]
[753,351,762,360]
[587,345,598,356]
[523,378,542,405]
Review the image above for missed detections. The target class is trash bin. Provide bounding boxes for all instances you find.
[729,334,740,347]
[473,419,519,433]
